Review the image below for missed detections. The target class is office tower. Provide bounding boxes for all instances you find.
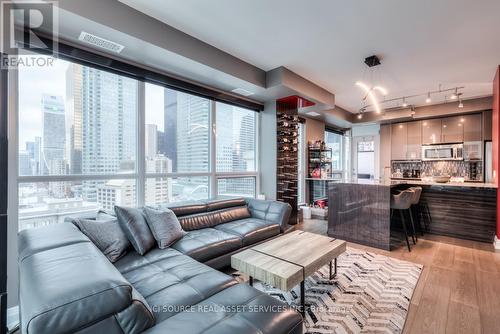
[156,130,167,156]
[145,124,158,159]
[66,64,83,175]
[25,140,41,175]
[216,103,234,172]
[68,65,137,202]
[173,91,210,172]
[41,94,66,175]
[97,179,136,211]
[145,156,172,205]
[163,88,177,170]
[18,151,32,176]
[238,113,255,171]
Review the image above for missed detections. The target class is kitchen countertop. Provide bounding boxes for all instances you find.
[390,179,497,189]
[327,178,498,189]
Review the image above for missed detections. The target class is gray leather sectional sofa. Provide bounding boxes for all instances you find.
[18,198,303,334]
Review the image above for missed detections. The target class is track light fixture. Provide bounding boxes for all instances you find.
[426,92,431,103]
[450,88,458,100]
[402,97,408,108]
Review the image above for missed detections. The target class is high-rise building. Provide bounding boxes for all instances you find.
[172,90,210,172]
[66,64,83,175]
[41,94,66,175]
[145,124,158,159]
[238,113,255,171]
[163,88,178,170]
[67,65,137,201]
[19,151,32,176]
[97,179,136,211]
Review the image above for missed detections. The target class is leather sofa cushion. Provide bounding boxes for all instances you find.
[179,206,251,231]
[171,228,242,262]
[18,223,90,262]
[19,241,133,334]
[158,201,208,217]
[246,198,292,232]
[206,198,246,211]
[214,218,280,246]
[114,247,237,323]
[142,284,303,334]
[178,210,222,231]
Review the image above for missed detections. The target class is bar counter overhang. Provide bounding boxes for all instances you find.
[327,180,497,250]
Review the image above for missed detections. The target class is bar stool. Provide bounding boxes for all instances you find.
[391,189,414,252]
[408,187,422,241]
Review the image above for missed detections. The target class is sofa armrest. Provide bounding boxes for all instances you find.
[245,198,292,233]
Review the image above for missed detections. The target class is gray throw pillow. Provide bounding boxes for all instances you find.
[73,217,130,263]
[143,207,186,249]
[115,206,156,255]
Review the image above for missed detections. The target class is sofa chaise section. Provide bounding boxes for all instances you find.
[18,224,154,334]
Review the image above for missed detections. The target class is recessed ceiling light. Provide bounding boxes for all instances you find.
[306,111,321,117]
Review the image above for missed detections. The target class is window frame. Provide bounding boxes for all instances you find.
[12,57,260,230]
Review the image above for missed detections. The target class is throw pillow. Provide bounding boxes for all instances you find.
[114,206,156,255]
[73,217,130,263]
[143,207,186,249]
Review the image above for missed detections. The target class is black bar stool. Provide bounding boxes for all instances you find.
[408,186,422,241]
[390,189,415,252]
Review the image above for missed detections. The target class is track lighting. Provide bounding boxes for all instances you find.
[450,88,458,100]
[402,97,408,108]
[425,92,431,103]
[458,100,464,108]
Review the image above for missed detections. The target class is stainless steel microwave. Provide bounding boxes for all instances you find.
[421,144,464,161]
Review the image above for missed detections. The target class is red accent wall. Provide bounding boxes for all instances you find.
[493,66,500,238]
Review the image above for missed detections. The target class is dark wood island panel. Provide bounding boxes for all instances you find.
[415,185,497,242]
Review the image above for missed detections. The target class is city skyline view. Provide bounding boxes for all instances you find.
[17,57,257,230]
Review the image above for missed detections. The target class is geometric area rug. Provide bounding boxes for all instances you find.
[250,247,423,334]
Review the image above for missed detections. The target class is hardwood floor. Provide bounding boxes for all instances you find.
[297,219,500,334]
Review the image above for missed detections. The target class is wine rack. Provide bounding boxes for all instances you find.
[276,100,299,224]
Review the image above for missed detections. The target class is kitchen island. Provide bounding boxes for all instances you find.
[328,180,497,250]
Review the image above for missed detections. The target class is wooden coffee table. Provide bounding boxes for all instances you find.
[231,230,346,315]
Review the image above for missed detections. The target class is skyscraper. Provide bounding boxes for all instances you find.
[41,94,66,175]
[163,88,178,170]
[145,124,158,159]
[67,64,137,201]
[173,91,210,172]
[66,64,83,175]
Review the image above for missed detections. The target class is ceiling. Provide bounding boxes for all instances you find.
[119,0,500,113]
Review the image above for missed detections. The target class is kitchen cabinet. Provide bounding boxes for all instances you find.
[441,116,464,143]
[391,123,407,160]
[463,114,482,142]
[422,119,442,144]
[483,110,492,141]
[406,121,422,159]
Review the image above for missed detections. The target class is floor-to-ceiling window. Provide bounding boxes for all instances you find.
[15,57,259,231]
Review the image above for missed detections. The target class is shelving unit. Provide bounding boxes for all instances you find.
[307,147,332,179]
[276,104,299,224]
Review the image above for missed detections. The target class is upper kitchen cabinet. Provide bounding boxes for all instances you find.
[483,110,492,141]
[441,116,464,143]
[422,119,442,144]
[462,114,482,142]
[391,123,407,160]
[406,121,422,159]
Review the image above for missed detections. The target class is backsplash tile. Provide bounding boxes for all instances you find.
[392,160,483,180]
